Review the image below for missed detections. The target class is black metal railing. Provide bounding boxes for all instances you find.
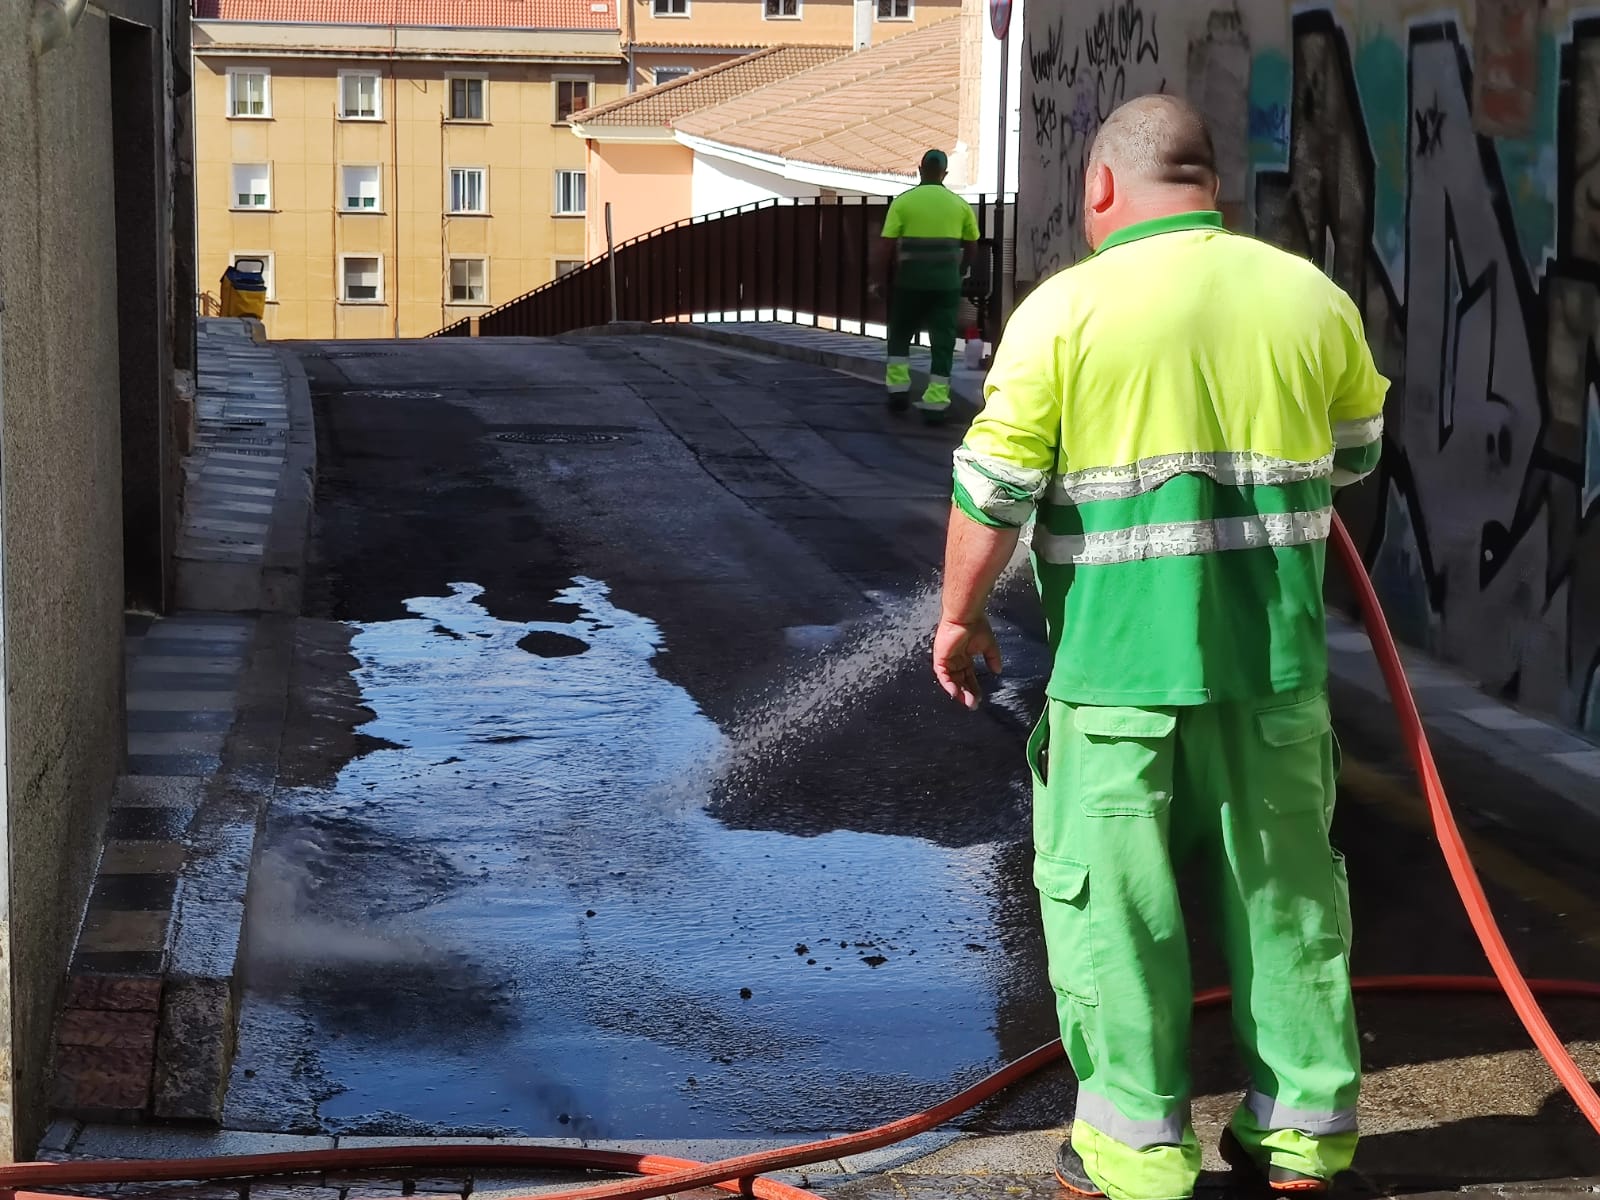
[433,194,1015,342]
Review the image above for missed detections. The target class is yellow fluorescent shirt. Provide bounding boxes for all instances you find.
[953,211,1389,704]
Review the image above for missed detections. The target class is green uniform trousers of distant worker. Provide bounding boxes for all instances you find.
[885,286,961,409]
[1029,689,1360,1200]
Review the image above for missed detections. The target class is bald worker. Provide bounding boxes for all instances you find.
[933,95,1387,1198]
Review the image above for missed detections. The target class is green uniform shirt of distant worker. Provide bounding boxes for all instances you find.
[877,149,980,422]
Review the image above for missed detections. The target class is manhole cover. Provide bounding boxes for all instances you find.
[496,430,625,446]
[344,389,443,400]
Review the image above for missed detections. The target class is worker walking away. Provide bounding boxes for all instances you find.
[932,95,1387,1200]
[875,149,979,424]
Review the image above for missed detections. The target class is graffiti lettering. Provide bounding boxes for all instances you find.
[1415,96,1446,157]
[1019,0,1164,278]
[1254,10,1600,733]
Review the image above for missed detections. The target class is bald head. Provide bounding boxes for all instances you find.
[1088,94,1217,190]
[1082,94,1220,249]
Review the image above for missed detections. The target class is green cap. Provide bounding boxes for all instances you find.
[920,148,948,173]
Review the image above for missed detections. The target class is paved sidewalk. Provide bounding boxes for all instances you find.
[49,319,314,1125]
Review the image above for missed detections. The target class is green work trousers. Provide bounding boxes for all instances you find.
[1030,690,1359,1200]
[885,286,960,408]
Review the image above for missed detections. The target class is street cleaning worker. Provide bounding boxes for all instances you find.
[873,149,979,424]
[932,95,1387,1199]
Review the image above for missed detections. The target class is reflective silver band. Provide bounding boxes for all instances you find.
[1333,414,1384,449]
[1074,1091,1190,1149]
[1048,451,1333,506]
[1033,508,1333,566]
[1330,465,1371,487]
[1247,1091,1358,1136]
[953,447,1048,528]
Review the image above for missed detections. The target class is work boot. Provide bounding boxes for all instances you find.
[886,389,910,414]
[1219,1128,1329,1194]
[916,401,950,426]
[1054,1141,1106,1198]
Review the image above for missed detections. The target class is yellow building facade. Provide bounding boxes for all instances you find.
[194,19,627,338]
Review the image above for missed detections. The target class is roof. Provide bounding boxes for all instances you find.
[192,0,616,29]
[576,45,845,129]
[673,19,958,177]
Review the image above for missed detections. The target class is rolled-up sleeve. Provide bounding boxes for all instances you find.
[953,294,1062,527]
[1326,288,1389,488]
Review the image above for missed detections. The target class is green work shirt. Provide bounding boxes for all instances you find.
[882,183,980,292]
[952,211,1389,705]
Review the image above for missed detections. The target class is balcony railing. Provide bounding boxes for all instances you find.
[433,194,1015,342]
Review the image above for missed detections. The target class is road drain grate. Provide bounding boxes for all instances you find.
[496,430,626,446]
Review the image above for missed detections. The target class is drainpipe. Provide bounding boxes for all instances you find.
[624,0,636,93]
[31,0,87,54]
[389,20,401,338]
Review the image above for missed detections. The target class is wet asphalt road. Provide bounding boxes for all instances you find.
[227,333,1600,1192]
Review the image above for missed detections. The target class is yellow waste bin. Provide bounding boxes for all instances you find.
[220,258,268,320]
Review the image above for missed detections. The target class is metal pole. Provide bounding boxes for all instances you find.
[994,24,1010,339]
[605,202,619,323]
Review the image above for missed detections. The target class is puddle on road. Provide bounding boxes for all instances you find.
[231,579,1017,1138]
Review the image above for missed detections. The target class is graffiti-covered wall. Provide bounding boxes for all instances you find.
[1017,0,1599,736]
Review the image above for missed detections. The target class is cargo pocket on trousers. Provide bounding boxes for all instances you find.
[1034,853,1097,1005]
[1255,696,1334,816]
[1072,706,1177,817]
[1027,708,1049,789]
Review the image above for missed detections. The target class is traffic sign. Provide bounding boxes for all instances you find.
[990,0,1010,39]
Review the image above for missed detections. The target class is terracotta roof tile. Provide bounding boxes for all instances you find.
[675,19,959,176]
[193,0,614,30]
[575,45,845,128]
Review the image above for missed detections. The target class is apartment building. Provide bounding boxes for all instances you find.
[622,0,957,89]
[193,0,627,338]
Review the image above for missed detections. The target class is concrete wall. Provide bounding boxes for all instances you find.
[0,6,125,1156]
[0,0,187,1156]
[585,140,694,257]
[691,152,822,214]
[1016,0,1599,736]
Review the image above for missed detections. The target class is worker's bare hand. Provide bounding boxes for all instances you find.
[933,617,1002,710]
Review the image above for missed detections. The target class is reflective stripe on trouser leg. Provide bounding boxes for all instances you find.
[1030,702,1201,1200]
[1180,691,1360,1182]
[916,375,950,410]
[886,357,911,394]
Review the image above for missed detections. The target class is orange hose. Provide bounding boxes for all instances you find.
[3,514,1596,1200]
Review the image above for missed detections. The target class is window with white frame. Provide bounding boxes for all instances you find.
[341,165,381,211]
[555,79,591,122]
[228,68,270,117]
[449,168,487,214]
[651,0,687,14]
[339,71,382,119]
[652,65,693,86]
[231,163,270,209]
[554,169,586,215]
[875,0,911,17]
[554,258,583,277]
[448,258,488,303]
[448,75,486,121]
[764,0,799,16]
[341,256,383,302]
